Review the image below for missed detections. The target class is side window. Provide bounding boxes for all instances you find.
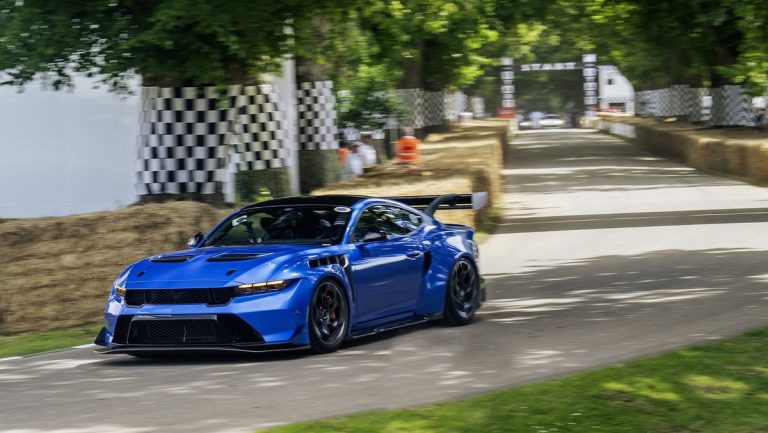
[352,205,409,242]
[400,209,423,233]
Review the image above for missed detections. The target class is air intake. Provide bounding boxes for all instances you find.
[150,254,196,263]
[207,253,267,262]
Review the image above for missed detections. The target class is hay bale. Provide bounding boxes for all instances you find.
[0,202,232,335]
[312,121,506,227]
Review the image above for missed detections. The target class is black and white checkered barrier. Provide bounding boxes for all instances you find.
[394,88,447,128]
[394,88,420,128]
[297,81,339,151]
[470,97,486,118]
[711,85,754,126]
[231,85,290,171]
[689,88,711,123]
[636,85,753,126]
[443,91,460,122]
[136,84,290,196]
[422,91,445,127]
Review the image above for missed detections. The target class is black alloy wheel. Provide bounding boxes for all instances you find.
[309,280,349,353]
[443,258,479,326]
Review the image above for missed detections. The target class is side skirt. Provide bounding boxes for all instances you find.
[350,313,441,339]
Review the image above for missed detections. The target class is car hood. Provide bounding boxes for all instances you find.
[123,244,318,289]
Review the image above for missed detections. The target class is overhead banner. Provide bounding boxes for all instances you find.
[500,54,599,118]
[518,62,580,72]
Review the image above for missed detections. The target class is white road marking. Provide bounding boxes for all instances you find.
[72,343,96,349]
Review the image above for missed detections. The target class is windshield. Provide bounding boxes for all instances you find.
[202,205,353,247]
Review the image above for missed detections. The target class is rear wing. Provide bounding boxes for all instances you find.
[386,192,488,217]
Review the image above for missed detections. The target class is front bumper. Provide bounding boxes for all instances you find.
[98,279,317,353]
[94,314,306,354]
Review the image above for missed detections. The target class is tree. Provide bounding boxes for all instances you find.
[340,0,499,91]
[0,0,345,89]
[508,0,768,93]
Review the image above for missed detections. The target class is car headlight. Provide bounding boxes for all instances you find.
[236,280,294,295]
[114,284,127,298]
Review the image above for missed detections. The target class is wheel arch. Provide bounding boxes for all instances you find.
[307,272,354,337]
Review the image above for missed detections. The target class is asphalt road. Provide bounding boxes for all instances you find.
[3,128,768,432]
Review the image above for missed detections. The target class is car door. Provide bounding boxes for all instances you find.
[347,205,425,324]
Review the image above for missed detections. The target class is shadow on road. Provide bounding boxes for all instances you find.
[480,247,768,329]
[96,322,436,367]
[495,207,768,233]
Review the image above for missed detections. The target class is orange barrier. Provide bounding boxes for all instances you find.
[396,136,421,164]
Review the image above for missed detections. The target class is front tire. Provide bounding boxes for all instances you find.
[443,258,480,326]
[309,279,349,353]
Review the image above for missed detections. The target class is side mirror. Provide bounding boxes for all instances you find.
[362,231,387,243]
[187,232,204,248]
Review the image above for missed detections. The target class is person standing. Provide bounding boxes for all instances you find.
[355,132,378,167]
[339,141,363,180]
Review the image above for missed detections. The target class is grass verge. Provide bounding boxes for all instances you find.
[474,205,502,244]
[0,324,102,358]
[263,327,768,433]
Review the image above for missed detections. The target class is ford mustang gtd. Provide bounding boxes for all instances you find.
[95,194,486,355]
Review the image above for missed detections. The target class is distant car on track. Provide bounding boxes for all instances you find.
[540,114,566,128]
[95,194,486,355]
[519,114,565,129]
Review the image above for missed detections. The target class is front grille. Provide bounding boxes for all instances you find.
[115,314,264,346]
[125,288,235,307]
[128,319,226,344]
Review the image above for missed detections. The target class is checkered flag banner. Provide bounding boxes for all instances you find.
[297,81,339,151]
[635,84,752,127]
[421,91,445,127]
[394,88,422,128]
[689,88,712,123]
[135,84,290,196]
[470,97,485,118]
[393,88,447,128]
[711,85,754,126]
[231,85,291,171]
[443,91,458,121]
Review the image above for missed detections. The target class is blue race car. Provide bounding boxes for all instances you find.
[95,194,485,355]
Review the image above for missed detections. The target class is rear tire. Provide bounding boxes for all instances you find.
[309,279,349,353]
[443,258,479,326]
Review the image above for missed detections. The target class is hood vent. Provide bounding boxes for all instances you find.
[207,253,268,262]
[150,254,196,263]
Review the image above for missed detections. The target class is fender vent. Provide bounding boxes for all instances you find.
[308,254,347,268]
[422,251,432,275]
[207,253,267,262]
[150,254,195,263]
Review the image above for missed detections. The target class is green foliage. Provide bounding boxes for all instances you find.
[299,8,405,130]
[264,327,768,433]
[234,167,291,204]
[0,0,345,89]
[494,0,768,94]
[362,0,500,90]
[295,1,500,129]
[1,0,765,100]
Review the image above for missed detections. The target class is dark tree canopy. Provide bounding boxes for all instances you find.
[0,0,346,89]
[0,0,766,99]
